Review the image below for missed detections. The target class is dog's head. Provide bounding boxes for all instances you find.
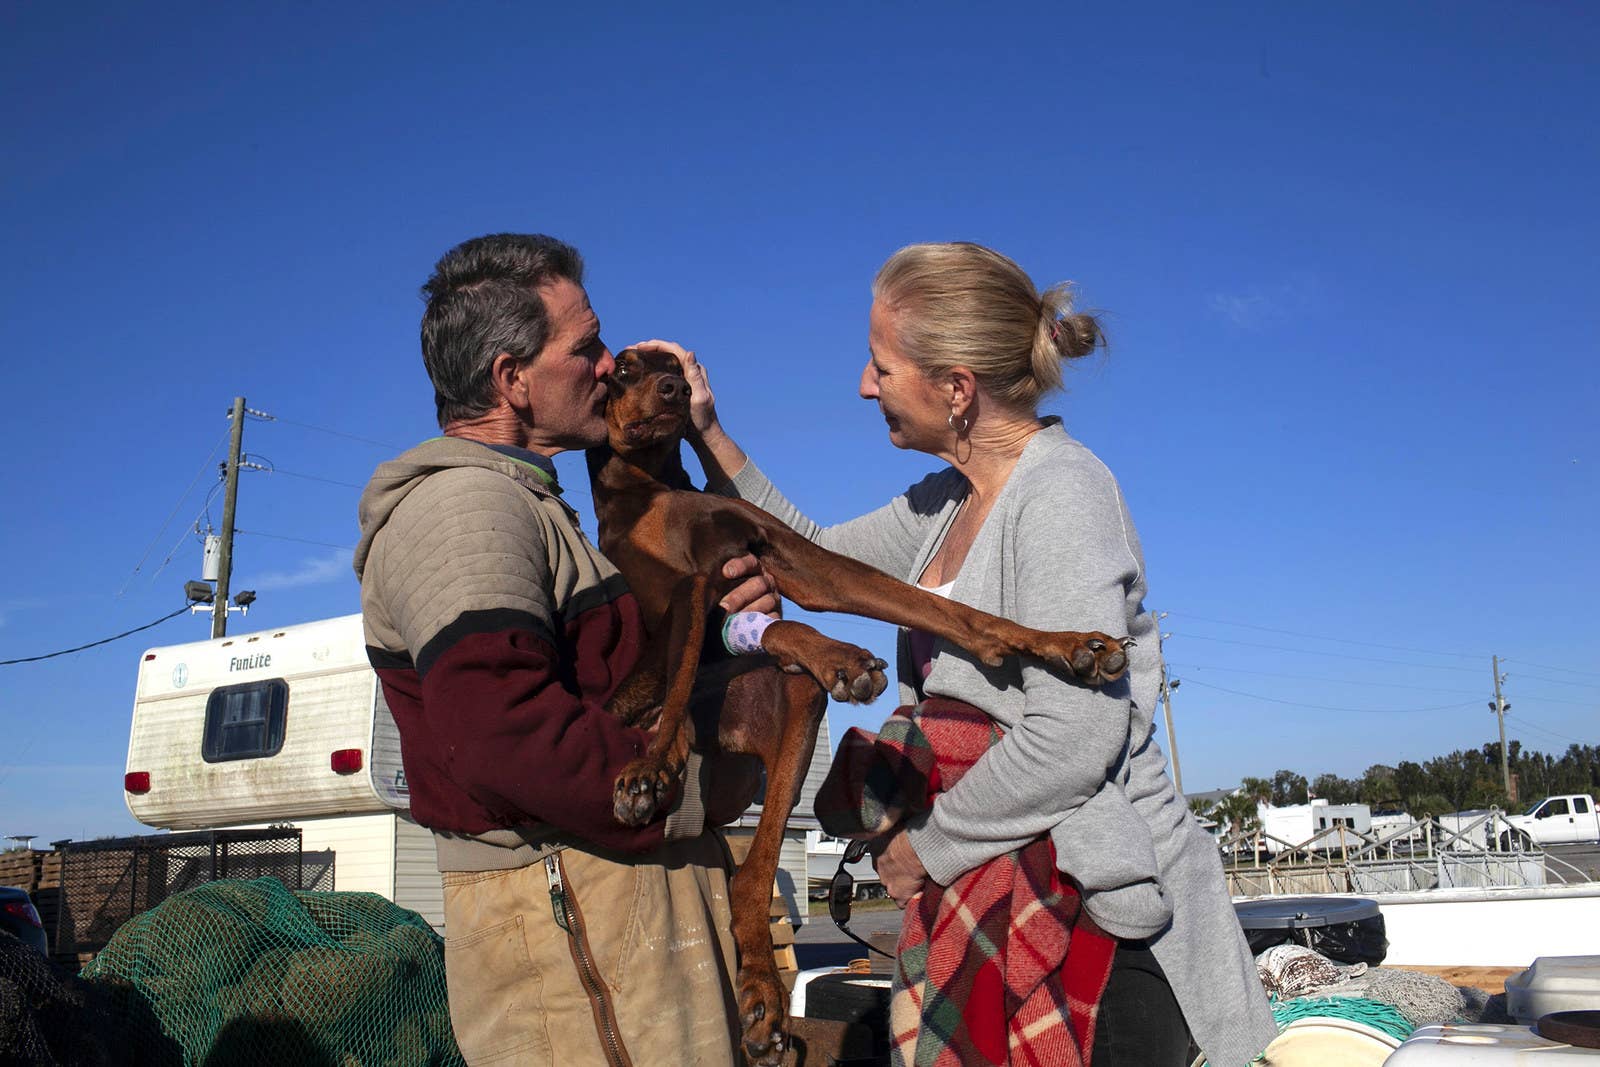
[603,347,691,456]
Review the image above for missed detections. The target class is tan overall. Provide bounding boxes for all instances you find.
[440,832,743,1066]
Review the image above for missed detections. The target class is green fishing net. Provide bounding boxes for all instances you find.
[79,877,462,1067]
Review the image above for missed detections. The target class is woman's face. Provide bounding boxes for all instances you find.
[861,300,950,453]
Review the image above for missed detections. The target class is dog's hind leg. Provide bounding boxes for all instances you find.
[724,672,828,1066]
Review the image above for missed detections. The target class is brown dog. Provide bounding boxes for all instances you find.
[587,347,1128,1065]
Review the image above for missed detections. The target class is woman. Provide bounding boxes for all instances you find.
[651,242,1275,1066]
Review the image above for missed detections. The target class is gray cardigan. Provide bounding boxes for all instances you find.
[720,419,1276,1066]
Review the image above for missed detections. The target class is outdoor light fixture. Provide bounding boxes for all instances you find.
[233,590,257,608]
[185,580,215,604]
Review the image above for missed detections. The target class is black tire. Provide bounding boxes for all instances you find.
[804,973,892,1056]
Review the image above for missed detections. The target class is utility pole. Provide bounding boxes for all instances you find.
[1490,655,1511,800]
[213,397,246,638]
[1155,612,1184,794]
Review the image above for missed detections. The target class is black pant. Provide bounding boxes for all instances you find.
[1093,940,1193,1067]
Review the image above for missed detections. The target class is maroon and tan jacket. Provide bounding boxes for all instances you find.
[354,437,703,871]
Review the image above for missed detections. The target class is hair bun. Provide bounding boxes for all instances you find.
[1051,312,1102,360]
[1038,284,1104,363]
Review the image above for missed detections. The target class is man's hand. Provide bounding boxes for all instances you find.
[720,553,780,616]
[873,827,928,907]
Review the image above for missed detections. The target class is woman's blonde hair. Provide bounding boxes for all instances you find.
[872,242,1104,411]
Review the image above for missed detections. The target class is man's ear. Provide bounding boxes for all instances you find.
[489,352,528,409]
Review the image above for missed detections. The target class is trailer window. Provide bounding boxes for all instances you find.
[203,679,289,762]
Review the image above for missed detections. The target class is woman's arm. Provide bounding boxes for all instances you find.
[637,337,958,576]
[906,463,1149,885]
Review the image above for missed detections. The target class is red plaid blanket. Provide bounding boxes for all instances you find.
[815,698,1117,1067]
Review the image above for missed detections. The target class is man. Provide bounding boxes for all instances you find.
[354,233,770,1066]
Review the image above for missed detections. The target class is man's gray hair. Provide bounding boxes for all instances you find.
[420,234,585,427]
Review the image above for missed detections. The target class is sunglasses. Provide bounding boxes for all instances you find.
[827,839,894,959]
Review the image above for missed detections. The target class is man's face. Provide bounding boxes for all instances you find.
[514,277,616,453]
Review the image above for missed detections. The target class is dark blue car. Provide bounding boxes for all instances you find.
[0,884,49,956]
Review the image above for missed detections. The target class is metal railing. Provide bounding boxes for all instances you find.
[49,828,335,959]
[1216,808,1593,898]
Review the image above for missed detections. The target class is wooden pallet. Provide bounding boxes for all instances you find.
[0,849,42,891]
[722,832,799,980]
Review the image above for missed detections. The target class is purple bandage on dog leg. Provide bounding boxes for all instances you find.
[722,611,774,655]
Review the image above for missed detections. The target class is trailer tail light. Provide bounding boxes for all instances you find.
[330,749,364,775]
[125,771,152,794]
[1,899,42,929]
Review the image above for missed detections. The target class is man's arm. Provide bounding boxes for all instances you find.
[379,466,687,851]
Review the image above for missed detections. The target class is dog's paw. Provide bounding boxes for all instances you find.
[738,971,790,1066]
[612,756,682,827]
[1051,632,1129,685]
[824,650,889,704]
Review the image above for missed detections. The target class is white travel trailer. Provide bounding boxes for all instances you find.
[125,614,828,930]
[126,614,442,927]
[1257,799,1373,855]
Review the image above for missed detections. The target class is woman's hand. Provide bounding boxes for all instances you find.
[634,338,751,485]
[631,338,721,441]
[872,827,928,907]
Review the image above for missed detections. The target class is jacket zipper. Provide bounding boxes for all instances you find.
[546,853,632,1067]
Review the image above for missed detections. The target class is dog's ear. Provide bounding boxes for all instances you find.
[585,444,614,481]
[661,445,696,492]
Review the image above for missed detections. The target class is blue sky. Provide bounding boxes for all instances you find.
[2,4,1596,845]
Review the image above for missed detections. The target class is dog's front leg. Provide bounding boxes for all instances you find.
[759,620,889,705]
[744,509,1130,685]
[612,573,710,826]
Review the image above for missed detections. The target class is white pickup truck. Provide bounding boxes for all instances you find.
[1500,793,1600,849]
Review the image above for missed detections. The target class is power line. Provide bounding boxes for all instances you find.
[1165,662,1485,696]
[146,483,225,589]
[1167,612,1592,684]
[1510,717,1592,747]
[235,529,355,551]
[1172,633,1485,673]
[1500,657,1600,680]
[249,410,404,451]
[118,428,231,597]
[1164,611,1484,659]
[1164,661,1598,708]
[1,606,189,666]
[263,467,366,490]
[240,455,365,491]
[1178,678,1480,715]
[1500,670,1600,692]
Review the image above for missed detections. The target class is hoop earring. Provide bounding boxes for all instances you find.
[948,412,971,435]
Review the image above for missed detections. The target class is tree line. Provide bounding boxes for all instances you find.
[1194,739,1600,833]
